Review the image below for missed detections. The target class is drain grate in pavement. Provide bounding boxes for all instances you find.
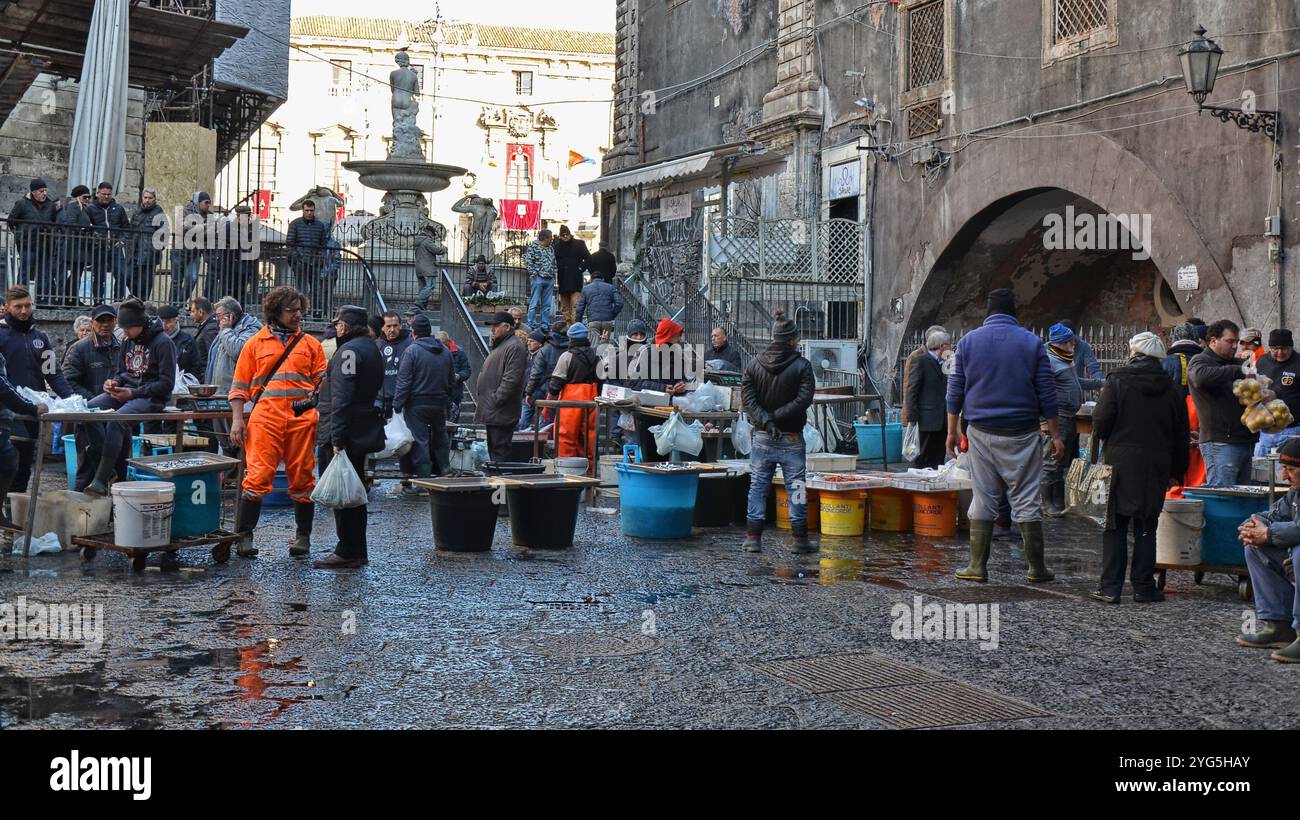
[501,631,659,657]
[752,652,1051,728]
[754,653,945,694]
[922,585,1072,603]
[528,600,605,611]
[823,682,1051,729]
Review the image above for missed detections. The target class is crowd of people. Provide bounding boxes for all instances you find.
[924,290,1298,664]
[5,178,275,309]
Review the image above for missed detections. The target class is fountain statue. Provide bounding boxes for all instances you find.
[451,192,498,264]
[389,51,423,161]
[343,47,466,249]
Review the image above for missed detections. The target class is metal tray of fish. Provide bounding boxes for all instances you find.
[127,451,241,477]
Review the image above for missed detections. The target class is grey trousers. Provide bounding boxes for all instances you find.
[967,426,1044,523]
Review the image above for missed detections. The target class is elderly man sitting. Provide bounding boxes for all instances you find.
[1237,437,1300,662]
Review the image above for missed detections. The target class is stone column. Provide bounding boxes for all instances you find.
[748,0,823,219]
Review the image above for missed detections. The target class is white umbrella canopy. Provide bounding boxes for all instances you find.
[67,0,129,194]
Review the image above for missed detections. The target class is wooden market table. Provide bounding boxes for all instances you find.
[8,408,236,562]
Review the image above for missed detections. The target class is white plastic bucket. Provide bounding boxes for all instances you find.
[111,481,176,548]
[556,457,589,477]
[1156,498,1203,566]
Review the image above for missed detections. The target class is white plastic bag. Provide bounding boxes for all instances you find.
[650,412,705,456]
[803,422,825,454]
[172,366,200,396]
[16,386,88,414]
[375,411,414,459]
[12,532,62,555]
[902,423,920,462]
[617,410,636,432]
[310,453,368,509]
[731,412,753,456]
[689,382,722,412]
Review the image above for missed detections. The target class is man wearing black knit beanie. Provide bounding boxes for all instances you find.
[1257,328,1300,457]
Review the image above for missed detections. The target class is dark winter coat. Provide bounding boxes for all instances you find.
[115,319,177,404]
[587,248,617,279]
[447,340,471,403]
[329,333,385,454]
[904,349,947,432]
[394,336,454,413]
[575,278,623,323]
[0,352,40,430]
[474,331,528,427]
[286,215,329,271]
[898,345,926,424]
[741,342,816,434]
[527,331,568,400]
[128,202,168,268]
[553,237,590,293]
[62,333,121,401]
[1188,347,1257,446]
[709,340,743,372]
[1094,355,1190,519]
[170,328,201,380]
[7,194,58,249]
[1048,348,1104,418]
[549,339,600,396]
[377,330,414,410]
[192,315,218,380]
[0,316,73,398]
[85,197,130,238]
[1162,339,1202,397]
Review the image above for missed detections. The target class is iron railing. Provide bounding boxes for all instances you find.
[438,269,490,404]
[1,220,386,324]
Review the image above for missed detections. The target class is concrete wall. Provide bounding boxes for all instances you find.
[0,75,144,212]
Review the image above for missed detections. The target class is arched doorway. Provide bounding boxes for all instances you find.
[904,187,1183,339]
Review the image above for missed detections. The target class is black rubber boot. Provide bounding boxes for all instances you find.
[957,519,993,581]
[234,496,263,557]
[791,522,818,554]
[83,446,120,497]
[291,501,313,557]
[1021,520,1055,582]
[433,449,451,476]
[1237,619,1298,649]
[743,519,763,553]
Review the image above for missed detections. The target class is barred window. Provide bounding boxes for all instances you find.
[1042,0,1117,65]
[1052,0,1109,43]
[905,1,945,92]
[907,101,942,140]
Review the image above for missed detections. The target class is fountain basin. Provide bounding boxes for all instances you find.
[342,159,467,194]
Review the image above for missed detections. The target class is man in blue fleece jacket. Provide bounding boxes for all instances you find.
[945,288,1064,583]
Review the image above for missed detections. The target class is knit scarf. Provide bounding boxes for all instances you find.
[1048,344,1074,364]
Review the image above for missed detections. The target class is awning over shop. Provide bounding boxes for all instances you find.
[580,141,786,197]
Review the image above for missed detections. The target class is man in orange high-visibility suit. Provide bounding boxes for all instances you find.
[548,322,601,459]
[228,287,327,558]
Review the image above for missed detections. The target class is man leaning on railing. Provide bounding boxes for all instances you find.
[6,178,59,295]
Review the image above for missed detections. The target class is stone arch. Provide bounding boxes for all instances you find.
[880,133,1243,374]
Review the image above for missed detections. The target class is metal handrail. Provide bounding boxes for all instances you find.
[438,268,489,404]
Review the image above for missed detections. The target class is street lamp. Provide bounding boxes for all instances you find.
[1177,25,1278,138]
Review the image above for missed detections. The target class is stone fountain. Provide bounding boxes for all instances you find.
[343,49,467,254]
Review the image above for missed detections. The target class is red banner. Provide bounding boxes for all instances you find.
[506,143,535,189]
[254,189,271,219]
[500,199,542,230]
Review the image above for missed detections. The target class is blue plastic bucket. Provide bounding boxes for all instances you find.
[854,422,903,463]
[164,471,223,537]
[616,445,700,538]
[62,434,78,489]
[1181,488,1267,567]
[263,470,293,507]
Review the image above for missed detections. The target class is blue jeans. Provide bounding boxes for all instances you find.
[1244,541,1300,628]
[1255,427,1300,457]
[528,277,554,329]
[747,431,807,527]
[518,400,534,431]
[1200,441,1253,487]
[415,274,437,309]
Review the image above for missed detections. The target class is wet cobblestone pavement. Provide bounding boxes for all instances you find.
[2,471,1297,730]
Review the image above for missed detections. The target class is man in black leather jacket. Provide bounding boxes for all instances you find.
[740,309,816,554]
